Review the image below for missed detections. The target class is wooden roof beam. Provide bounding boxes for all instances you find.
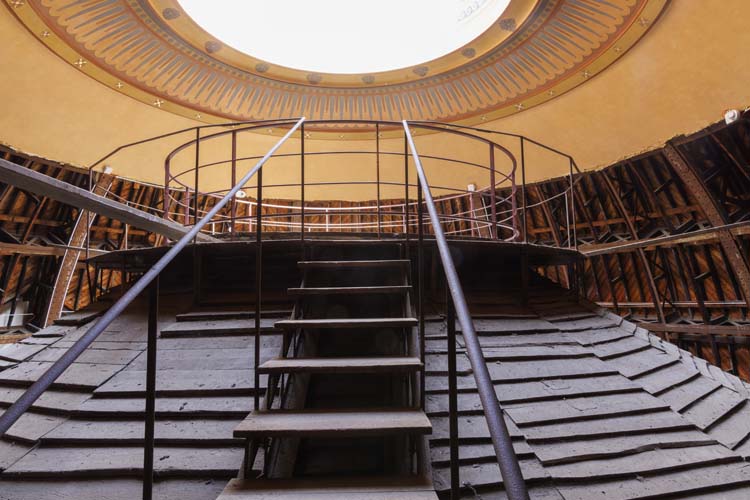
[0,158,217,243]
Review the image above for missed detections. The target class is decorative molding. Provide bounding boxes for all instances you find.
[6,0,669,129]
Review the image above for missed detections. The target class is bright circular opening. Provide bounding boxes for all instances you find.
[177,0,512,74]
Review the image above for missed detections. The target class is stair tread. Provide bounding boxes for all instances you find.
[275,318,418,330]
[219,476,438,499]
[234,409,432,438]
[288,286,411,295]
[258,356,423,374]
[298,260,410,268]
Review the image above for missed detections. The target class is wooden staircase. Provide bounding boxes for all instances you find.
[220,242,437,499]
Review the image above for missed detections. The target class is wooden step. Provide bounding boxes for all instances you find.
[298,260,410,269]
[160,319,279,338]
[288,286,411,296]
[234,409,432,438]
[258,356,423,374]
[176,309,291,322]
[275,317,418,330]
[218,476,438,499]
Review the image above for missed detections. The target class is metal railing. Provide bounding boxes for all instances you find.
[0,117,584,499]
[405,122,530,500]
[0,117,306,500]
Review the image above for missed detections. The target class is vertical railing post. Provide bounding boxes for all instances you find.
[164,159,171,222]
[446,285,460,500]
[489,144,498,240]
[142,276,159,500]
[376,124,382,239]
[254,166,263,412]
[521,138,527,244]
[183,187,190,225]
[417,179,425,410]
[300,123,306,242]
[404,132,410,240]
[193,128,200,228]
[231,130,237,239]
[569,158,577,250]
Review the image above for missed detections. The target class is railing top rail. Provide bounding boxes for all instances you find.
[0,117,307,437]
[403,121,530,500]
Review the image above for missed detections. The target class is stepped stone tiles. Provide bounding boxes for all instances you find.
[0,295,280,496]
[426,286,750,498]
[3,282,750,498]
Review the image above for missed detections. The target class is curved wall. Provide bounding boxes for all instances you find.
[1,0,749,199]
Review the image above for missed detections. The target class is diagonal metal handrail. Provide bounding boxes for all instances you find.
[403,121,530,500]
[0,117,306,436]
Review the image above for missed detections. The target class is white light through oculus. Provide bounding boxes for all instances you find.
[177,0,512,74]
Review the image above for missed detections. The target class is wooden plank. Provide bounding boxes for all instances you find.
[3,445,243,478]
[54,308,105,326]
[31,347,141,366]
[556,462,750,500]
[0,362,122,390]
[258,356,422,374]
[275,318,418,330]
[606,349,680,378]
[432,459,548,491]
[126,348,264,371]
[175,309,291,322]
[94,369,261,397]
[546,444,738,480]
[0,410,66,443]
[660,376,721,412]
[0,439,32,471]
[218,477,437,500]
[430,441,535,465]
[160,319,279,338]
[706,401,750,449]
[41,418,241,445]
[485,357,617,382]
[522,411,694,442]
[426,376,641,410]
[505,392,668,426]
[681,387,745,430]
[0,343,47,362]
[531,429,717,465]
[0,387,91,414]
[234,409,431,438]
[287,286,411,296]
[632,363,700,395]
[298,260,410,269]
[0,157,216,243]
[430,415,523,441]
[73,396,254,417]
[0,479,227,500]
[457,318,557,334]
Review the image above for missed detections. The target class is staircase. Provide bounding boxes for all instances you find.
[221,241,437,499]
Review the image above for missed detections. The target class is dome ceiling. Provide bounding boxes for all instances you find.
[6,0,668,127]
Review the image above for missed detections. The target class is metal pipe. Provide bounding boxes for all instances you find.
[446,286,460,499]
[417,179,425,410]
[142,276,159,500]
[521,138,527,244]
[403,121,529,500]
[0,117,306,436]
[194,128,200,228]
[231,130,237,238]
[376,124,382,238]
[255,165,263,412]
[489,145,498,240]
[300,123,306,241]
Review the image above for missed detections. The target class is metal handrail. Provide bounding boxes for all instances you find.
[0,117,306,493]
[404,121,530,500]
